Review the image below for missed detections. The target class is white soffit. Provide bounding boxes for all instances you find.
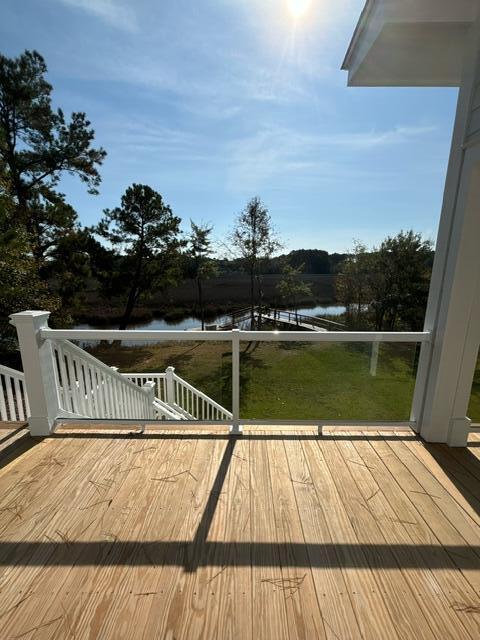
[342,0,478,87]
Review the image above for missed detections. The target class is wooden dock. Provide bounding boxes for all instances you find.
[0,427,479,639]
[258,310,328,331]
[215,306,345,331]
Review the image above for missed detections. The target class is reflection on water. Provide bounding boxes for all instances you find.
[74,304,346,332]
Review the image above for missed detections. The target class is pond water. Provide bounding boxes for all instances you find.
[74,303,346,332]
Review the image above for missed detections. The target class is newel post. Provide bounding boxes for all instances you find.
[9,311,60,436]
[142,381,156,420]
[165,366,176,407]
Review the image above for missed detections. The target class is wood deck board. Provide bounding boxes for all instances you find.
[148,434,228,639]
[75,433,199,640]
[355,431,480,639]
[249,432,291,640]
[265,434,327,639]
[0,429,478,639]
[341,432,472,639]
[319,434,437,640]
[403,437,480,527]
[283,434,363,640]
[0,435,157,639]
[196,434,253,640]
[165,435,233,639]
[380,434,480,581]
[385,432,480,587]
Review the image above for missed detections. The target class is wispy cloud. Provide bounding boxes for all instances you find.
[226,124,436,192]
[101,118,212,161]
[54,0,137,31]
[316,125,437,149]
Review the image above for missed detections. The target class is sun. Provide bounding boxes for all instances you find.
[287,0,312,19]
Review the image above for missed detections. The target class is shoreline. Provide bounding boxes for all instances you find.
[72,298,340,327]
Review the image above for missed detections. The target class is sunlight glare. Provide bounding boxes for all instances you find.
[287,0,313,19]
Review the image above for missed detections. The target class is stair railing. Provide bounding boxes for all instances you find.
[0,364,30,422]
[51,339,155,421]
[125,367,232,421]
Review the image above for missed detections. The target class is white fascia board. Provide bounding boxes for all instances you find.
[343,0,477,87]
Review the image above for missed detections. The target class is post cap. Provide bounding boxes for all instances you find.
[9,310,51,327]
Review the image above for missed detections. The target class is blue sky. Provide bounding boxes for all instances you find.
[2,0,458,253]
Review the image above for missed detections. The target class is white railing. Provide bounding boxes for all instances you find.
[152,397,184,421]
[172,369,232,420]
[125,367,232,421]
[51,339,155,421]
[9,311,431,435]
[37,324,430,433]
[124,373,167,401]
[0,364,29,422]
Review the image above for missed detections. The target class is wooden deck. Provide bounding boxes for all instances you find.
[0,428,479,639]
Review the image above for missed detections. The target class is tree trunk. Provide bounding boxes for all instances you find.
[119,285,139,330]
[375,308,385,332]
[198,277,205,330]
[119,249,143,330]
[257,274,263,330]
[250,266,255,330]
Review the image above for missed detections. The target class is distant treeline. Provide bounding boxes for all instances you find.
[215,249,348,275]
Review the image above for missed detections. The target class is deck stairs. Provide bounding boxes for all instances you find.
[1,339,232,424]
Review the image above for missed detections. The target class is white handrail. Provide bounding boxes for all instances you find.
[51,339,154,420]
[40,328,430,343]
[152,398,183,420]
[0,364,29,422]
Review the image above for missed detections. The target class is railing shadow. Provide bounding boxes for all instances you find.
[423,441,480,518]
[0,541,478,570]
[184,437,237,572]
[51,430,419,442]
[0,428,39,472]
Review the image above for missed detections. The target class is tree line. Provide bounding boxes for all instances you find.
[0,49,434,356]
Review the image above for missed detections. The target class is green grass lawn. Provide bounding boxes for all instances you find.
[88,339,419,422]
[239,341,418,420]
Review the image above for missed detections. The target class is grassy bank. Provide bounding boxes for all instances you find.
[88,339,419,421]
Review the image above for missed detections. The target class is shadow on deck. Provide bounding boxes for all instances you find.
[0,428,479,639]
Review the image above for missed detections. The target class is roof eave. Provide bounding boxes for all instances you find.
[341,0,375,71]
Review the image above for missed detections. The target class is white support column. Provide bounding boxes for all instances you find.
[230,329,242,434]
[412,14,480,446]
[9,311,60,436]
